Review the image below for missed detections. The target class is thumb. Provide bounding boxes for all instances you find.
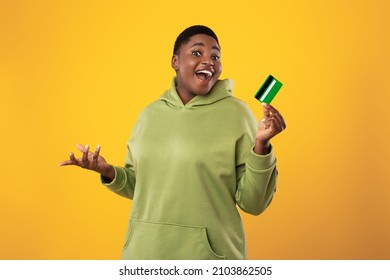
[262,103,271,118]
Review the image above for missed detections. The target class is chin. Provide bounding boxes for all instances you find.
[197,87,213,95]
[200,82,217,95]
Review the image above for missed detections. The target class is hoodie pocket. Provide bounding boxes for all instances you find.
[122,219,226,260]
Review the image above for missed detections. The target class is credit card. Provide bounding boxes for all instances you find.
[254,75,283,104]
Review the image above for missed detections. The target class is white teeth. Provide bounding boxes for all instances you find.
[196,70,213,77]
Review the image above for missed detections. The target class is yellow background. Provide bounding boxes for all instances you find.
[1,0,389,259]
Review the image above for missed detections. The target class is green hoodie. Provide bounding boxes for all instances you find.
[102,78,278,260]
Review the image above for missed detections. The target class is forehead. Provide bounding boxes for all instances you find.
[183,34,220,51]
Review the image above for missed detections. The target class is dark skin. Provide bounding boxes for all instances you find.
[60,143,115,180]
[60,33,286,179]
[171,34,286,154]
[255,103,286,154]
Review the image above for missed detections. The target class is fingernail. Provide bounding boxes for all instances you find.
[85,145,89,151]
[262,102,269,107]
[96,145,101,151]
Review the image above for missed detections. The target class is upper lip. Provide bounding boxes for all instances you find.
[195,68,214,77]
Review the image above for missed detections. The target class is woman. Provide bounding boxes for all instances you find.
[61,25,286,259]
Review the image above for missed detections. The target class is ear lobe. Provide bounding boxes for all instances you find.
[171,55,179,70]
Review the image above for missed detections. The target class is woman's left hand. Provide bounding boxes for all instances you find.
[254,103,286,155]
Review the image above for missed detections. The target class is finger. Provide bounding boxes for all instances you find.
[70,152,79,164]
[273,112,287,131]
[77,144,85,153]
[70,152,76,161]
[269,115,286,135]
[82,145,89,163]
[271,117,284,132]
[60,159,73,166]
[265,105,286,130]
[262,103,271,118]
[260,115,279,131]
[259,117,269,129]
[93,145,101,161]
[267,104,281,116]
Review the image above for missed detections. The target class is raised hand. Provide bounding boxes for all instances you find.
[60,144,115,180]
[254,103,286,155]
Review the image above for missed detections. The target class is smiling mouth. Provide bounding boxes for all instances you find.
[195,70,213,81]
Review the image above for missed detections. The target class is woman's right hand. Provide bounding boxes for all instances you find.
[60,144,115,181]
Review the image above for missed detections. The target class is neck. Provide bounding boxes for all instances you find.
[176,87,196,105]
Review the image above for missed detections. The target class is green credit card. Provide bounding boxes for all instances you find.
[254,75,283,104]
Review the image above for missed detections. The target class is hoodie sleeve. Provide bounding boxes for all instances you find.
[235,145,277,215]
[100,143,136,200]
[234,111,278,215]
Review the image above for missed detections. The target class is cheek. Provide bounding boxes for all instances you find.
[215,64,222,78]
[180,61,196,76]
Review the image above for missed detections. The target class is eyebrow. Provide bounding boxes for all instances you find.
[190,42,220,52]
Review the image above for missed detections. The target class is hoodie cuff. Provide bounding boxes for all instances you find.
[100,166,127,192]
[246,145,276,170]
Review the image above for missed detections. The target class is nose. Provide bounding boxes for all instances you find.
[201,57,214,67]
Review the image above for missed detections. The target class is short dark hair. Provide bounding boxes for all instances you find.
[173,25,220,55]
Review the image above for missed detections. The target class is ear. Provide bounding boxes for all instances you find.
[171,55,179,71]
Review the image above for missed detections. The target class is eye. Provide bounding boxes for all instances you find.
[192,51,201,57]
[212,55,220,61]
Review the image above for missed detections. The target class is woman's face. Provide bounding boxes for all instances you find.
[172,34,222,104]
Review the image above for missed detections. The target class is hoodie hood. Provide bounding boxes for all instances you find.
[160,78,234,109]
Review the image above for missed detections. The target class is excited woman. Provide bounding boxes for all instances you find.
[61,25,286,260]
